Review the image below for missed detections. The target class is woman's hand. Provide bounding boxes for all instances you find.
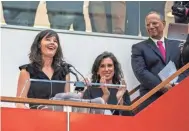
[100,76,110,103]
[16,69,30,109]
[116,79,127,105]
[15,103,29,109]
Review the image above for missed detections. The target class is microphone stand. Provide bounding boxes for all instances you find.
[69,69,85,92]
[62,62,86,92]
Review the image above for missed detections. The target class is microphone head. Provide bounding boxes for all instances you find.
[62,61,73,68]
[74,81,85,91]
[61,61,71,67]
[68,63,73,68]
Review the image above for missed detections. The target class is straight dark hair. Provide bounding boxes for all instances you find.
[29,29,63,69]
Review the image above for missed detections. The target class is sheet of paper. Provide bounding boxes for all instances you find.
[158,61,178,84]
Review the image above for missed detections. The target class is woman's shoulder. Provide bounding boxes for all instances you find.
[19,64,29,70]
[19,63,32,70]
[57,63,70,76]
[19,63,37,74]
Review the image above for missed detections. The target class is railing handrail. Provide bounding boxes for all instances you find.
[1,63,189,111]
[129,85,140,96]
[131,63,189,110]
[0,96,132,111]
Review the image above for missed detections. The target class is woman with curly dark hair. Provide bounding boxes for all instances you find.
[16,29,70,109]
[83,51,132,116]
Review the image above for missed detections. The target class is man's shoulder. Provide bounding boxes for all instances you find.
[166,38,183,47]
[132,39,150,48]
[166,38,182,44]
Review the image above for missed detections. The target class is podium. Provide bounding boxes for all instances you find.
[1,76,189,131]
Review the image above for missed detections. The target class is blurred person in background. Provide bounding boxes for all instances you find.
[89,1,126,34]
[46,1,86,31]
[172,1,189,24]
[2,1,39,26]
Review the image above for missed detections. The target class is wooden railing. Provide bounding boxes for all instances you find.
[128,85,140,104]
[129,85,140,96]
[1,63,189,111]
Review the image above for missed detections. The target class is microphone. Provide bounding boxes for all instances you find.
[66,63,86,80]
[62,62,86,91]
[69,69,79,81]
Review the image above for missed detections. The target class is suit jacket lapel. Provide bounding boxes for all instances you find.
[147,38,166,64]
[165,38,171,64]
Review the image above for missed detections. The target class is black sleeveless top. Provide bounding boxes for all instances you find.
[19,64,69,108]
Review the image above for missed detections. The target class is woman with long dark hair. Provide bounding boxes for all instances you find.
[16,29,70,109]
[83,51,132,115]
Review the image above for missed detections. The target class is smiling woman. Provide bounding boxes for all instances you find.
[16,29,70,109]
[83,51,133,116]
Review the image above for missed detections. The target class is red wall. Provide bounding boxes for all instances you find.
[1,77,189,131]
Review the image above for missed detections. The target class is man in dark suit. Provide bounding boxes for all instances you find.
[131,11,183,112]
[2,1,39,27]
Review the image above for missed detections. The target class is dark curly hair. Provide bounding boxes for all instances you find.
[29,29,63,69]
[91,51,124,84]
